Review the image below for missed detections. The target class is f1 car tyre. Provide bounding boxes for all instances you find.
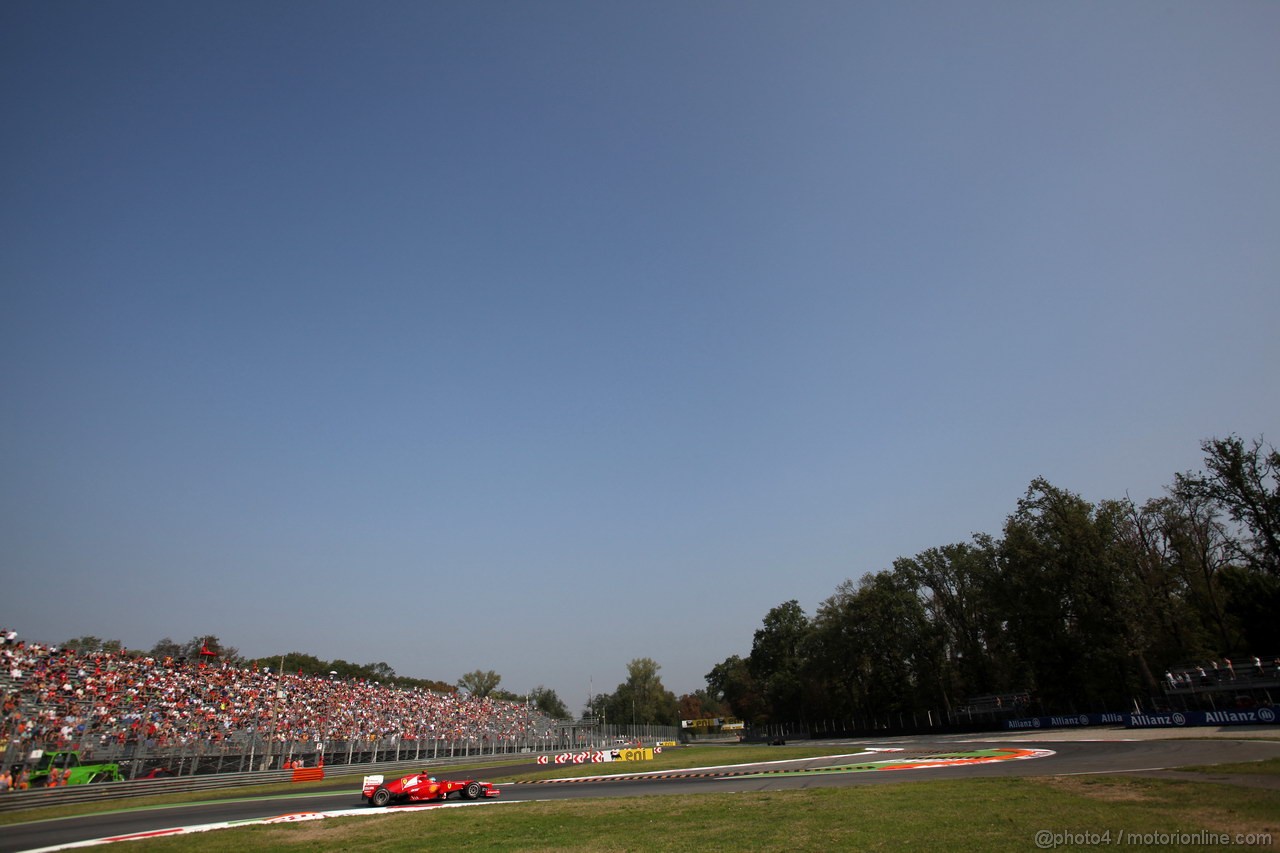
[464,781,482,800]
[371,787,393,807]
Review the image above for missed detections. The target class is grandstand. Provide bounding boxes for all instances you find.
[1,634,599,778]
[1162,657,1279,709]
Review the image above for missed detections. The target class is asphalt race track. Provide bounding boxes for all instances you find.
[5,729,1278,853]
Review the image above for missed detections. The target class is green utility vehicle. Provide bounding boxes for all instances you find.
[26,750,124,786]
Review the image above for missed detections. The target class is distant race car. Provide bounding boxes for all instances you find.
[362,770,500,806]
[136,767,176,780]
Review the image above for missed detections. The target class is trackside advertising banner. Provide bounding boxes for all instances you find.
[1004,713,1128,731]
[1128,707,1277,728]
[1002,707,1277,731]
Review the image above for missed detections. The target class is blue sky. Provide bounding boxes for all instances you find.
[3,1,1277,707]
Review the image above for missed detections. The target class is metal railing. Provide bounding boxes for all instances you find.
[0,751,510,815]
[0,725,678,815]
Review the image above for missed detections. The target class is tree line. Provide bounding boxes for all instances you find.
[456,669,570,718]
[702,435,1279,724]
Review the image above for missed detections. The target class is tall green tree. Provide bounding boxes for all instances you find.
[677,689,727,722]
[807,584,865,718]
[1121,494,1224,659]
[747,600,812,723]
[529,685,570,719]
[998,479,1143,710]
[277,652,326,675]
[457,670,502,698]
[1215,567,1280,652]
[598,658,679,726]
[893,536,1010,705]
[150,637,183,659]
[61,636,124,654]
[1175,435,1280,575]
[809,571,938,719]
[180,635,239,663]
[704,655,765,722]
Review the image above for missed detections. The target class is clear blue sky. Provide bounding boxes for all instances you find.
[3,1,1277,707]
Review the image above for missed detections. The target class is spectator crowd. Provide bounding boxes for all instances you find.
[2,629,560,758]
[1164,656,1280,691]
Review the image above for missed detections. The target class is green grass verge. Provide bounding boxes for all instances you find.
[1181,756,1280,776]
[497,745,855,782]
[118,776,1280,852]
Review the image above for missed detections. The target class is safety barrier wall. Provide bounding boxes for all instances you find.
[749,701,1280,741]
[0,751,510,815]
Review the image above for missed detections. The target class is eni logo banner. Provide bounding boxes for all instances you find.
[617,748,654,762]
[681,718,720,728]
[681,717,744,730]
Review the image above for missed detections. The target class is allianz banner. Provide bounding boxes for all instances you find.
[1128,707,1277,728]
[1004,713,1129,731]
[1003,707,1277,730]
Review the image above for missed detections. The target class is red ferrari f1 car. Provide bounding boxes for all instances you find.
[362,770,500,806]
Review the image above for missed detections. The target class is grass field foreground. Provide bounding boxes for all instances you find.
[7,745,1280,850]
[116,773,1280,852]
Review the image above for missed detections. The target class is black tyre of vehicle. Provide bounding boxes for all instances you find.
[464,781,482,800]
[371,787,393,807]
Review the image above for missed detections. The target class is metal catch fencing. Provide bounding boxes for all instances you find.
[0,723,678,813]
